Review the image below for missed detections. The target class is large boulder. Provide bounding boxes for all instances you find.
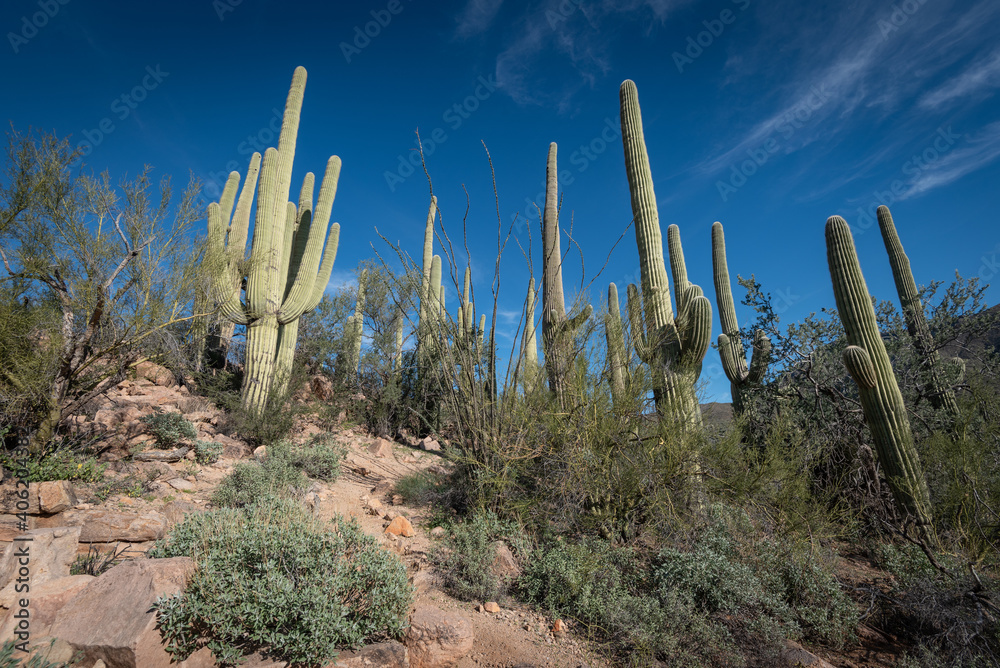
[35,509,166,543]
[0,526,81,594]
[0,574,94,640]
[404,604,474,668]
[134,361,176,387]
[48,557,213,668]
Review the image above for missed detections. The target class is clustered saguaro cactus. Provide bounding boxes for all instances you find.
[877,205,961,431]
[619,80,712,428]
[540,142,593,410]
[711,222,771,417]
[826,215,934,530]
[207,67,341,416]
[605,282,628,409]
[416,196,439,383]
[455,266,486,391]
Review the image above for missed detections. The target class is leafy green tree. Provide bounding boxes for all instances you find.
[0,128,202,452]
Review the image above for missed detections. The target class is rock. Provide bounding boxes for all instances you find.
[404,604,474,668]
[391,494,404,506]
[26,637,76,665]
[419,436,441,452]
[429,526,447,538]
[159,501,202,527]
[0,527,82,594]
[310,375,334,401]
[781,640,836,668]
[36,509,166,543]
[166,478,196,492]
[325,641,408,667]
[133,447,189,463]
[362,496,383,515]
[483,601,500,613]
[37,481,77,514]
[134,361,176,387]
[253,445,267,459]
[368,438,395,459]
[49,557,213,668]
[0,575,94,639]
[552,619,566,637]
[213,433,251,459]
[1,483,40,514]
[491,540,521,580]
[384,516,415,538]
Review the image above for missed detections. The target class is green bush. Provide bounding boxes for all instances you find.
[0,639,69,667]
[192,440,222,465]
[0,446,104,483]
[150,497,413,666]
[141,410,197,448]
[209,449,308,509]
[394,469,446,507]
[283,434,346,482]
[434,511,532,603]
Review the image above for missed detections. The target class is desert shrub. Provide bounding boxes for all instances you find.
[433,511,532,603]
[209,448,307,508]
[151,497,413,666]
[141,410,196,448]
[395,469,447,507]
[93,466,163,501]
[192,440,223,465]
[70,542,136,577]
[0,445,104,483]
[283,434,346,482]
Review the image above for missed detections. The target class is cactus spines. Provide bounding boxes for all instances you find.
[605,283,627,408]
[619,80,711,428]
[826,215,933,530]
[711,222,771,414]
[877,205,961,429]
[207,67,341,415]
[540,142,592,409]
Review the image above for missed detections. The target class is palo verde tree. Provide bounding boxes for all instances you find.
[0,128,202,453]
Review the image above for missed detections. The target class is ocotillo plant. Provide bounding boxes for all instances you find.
[826,215,934,531]
[605,282,628,409]
[207,66,341,416]
[711,222,771,417]
[877,205,961,431]
[540,142,592,410]
[619,79,712,428]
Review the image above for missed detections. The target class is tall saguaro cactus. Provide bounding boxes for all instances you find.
[711,222,771,416]
[417,196,438,384]
[207,66,341,415]
[521,277,541,393]
[540,142,592,410]
[826,215,934,530]
[619,80,712,428]
[877,205,961,430]
[344,269,368,378]
[605,283,628,409]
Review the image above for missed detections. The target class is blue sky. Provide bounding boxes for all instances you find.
[2,0,998,402]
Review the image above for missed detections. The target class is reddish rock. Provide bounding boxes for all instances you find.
[134,361,176,387]
[368,438,395,459]
[324,641,408,667]
[0,514,37,541]
[0,527,81,596]
[491,540,521,581]
[419,436,441,452]
[384,516,415,538]
[48,557,212,668]
[310,375,334,400]
[405,605,474,668]
[483,601,500,613]
[0,574,94,639]
[0,483,40,514]
[37,481,77,514]
[35,509,166,543]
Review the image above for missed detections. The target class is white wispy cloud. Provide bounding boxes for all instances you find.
[455,0,504,39]
[904,120,1000,198]
[919,49,1000,110]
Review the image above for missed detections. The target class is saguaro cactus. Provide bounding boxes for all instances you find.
[711,222,771,416]
[207,67,341,415]
[619,80,712,427]
[605,282,628,409]
[344,269,367,377]
[826,215,933,530]
[417,196,438,384]
[540,142,592,410]
[521,277,541,393]
[877,205,961,430]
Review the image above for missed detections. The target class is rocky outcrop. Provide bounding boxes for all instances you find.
[404,605,474,668]
[35,509,166,543]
